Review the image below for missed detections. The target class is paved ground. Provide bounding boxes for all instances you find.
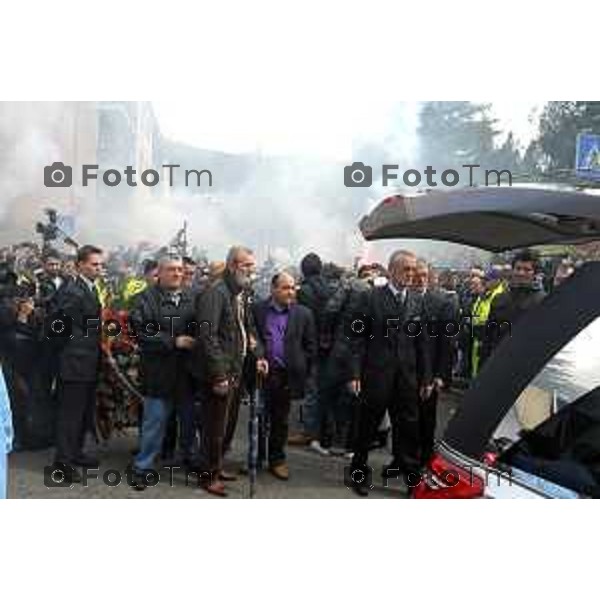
[7,391,461,499]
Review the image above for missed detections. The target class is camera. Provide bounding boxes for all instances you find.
[44,162,72,187]
[344,162,372,187]
[343,312,374,340]
[44,464,75,488]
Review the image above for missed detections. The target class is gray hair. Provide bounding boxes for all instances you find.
[226,245,254,267]
[388,249,416,271]
[157,254,183,269]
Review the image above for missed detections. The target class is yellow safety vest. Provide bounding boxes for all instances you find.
[471,281,506,377]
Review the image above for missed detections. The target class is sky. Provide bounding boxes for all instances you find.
[153,100,541,161]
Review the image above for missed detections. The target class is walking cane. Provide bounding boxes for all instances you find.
[247,371,264,499]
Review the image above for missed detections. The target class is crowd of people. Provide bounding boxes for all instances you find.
[0,232,581,497]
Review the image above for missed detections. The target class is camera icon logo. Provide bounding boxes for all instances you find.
[343,312,374,340]
[44,312,73,339]
[44,465,75,488]
[344,464,374,491]
[344,162,372,187]
[44,162,73,187]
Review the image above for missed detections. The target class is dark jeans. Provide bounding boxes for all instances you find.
[54,379,97,464]
[352,368,421,472]
[161,373,199,463]
[259,367,292,466]
[134,396,172,472]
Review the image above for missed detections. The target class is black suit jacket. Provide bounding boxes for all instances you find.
[350,285,432,388]
[253,300,317,399]
[420,289,457,382]
[53,276,102,383]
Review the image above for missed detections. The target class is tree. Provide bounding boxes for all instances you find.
[537,101,600,170]
[494,132,522,174]
[417,102,501,176]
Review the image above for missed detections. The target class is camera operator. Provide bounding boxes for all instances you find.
[37,250,68,312]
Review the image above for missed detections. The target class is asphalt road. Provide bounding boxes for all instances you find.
[7,391,461,499]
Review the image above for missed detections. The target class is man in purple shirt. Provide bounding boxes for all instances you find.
[253,272,317,480]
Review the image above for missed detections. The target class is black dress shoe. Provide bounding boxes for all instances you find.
[73,455,99,468]
[350,481,370,497]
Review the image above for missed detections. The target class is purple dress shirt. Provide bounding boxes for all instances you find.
[265,300,290,368]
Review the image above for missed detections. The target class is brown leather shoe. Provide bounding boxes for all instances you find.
[202,479,227,497]
[287,432,312,446]
[269,463,289,480]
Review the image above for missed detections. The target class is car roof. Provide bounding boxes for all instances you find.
[360,184,600,252]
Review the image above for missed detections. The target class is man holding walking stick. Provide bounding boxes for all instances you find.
[253,272,317,481]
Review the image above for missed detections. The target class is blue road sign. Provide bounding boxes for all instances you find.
[576,133,600,180]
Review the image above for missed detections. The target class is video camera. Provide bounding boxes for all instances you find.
[35,208,78,250]
[35,208,59,244]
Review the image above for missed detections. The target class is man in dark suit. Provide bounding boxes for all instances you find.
[413,259,457,464]
[347,250,433,496]
[51,245,104,480]
[193,246,267,496]
[253,271,317,480]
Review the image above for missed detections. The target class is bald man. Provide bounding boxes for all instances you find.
[252,272,317,480]
[348,250,433,495]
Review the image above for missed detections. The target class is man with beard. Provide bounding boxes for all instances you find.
[194,246,268,497]
[347,250,432,496]
[482,249,546,364]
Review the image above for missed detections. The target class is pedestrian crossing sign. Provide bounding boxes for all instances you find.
[576,133,600,180]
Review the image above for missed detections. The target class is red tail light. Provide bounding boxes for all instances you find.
[412,453,484,499]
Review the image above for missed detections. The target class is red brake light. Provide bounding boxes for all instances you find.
[412,453,484,499]
[382,195,405,205]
